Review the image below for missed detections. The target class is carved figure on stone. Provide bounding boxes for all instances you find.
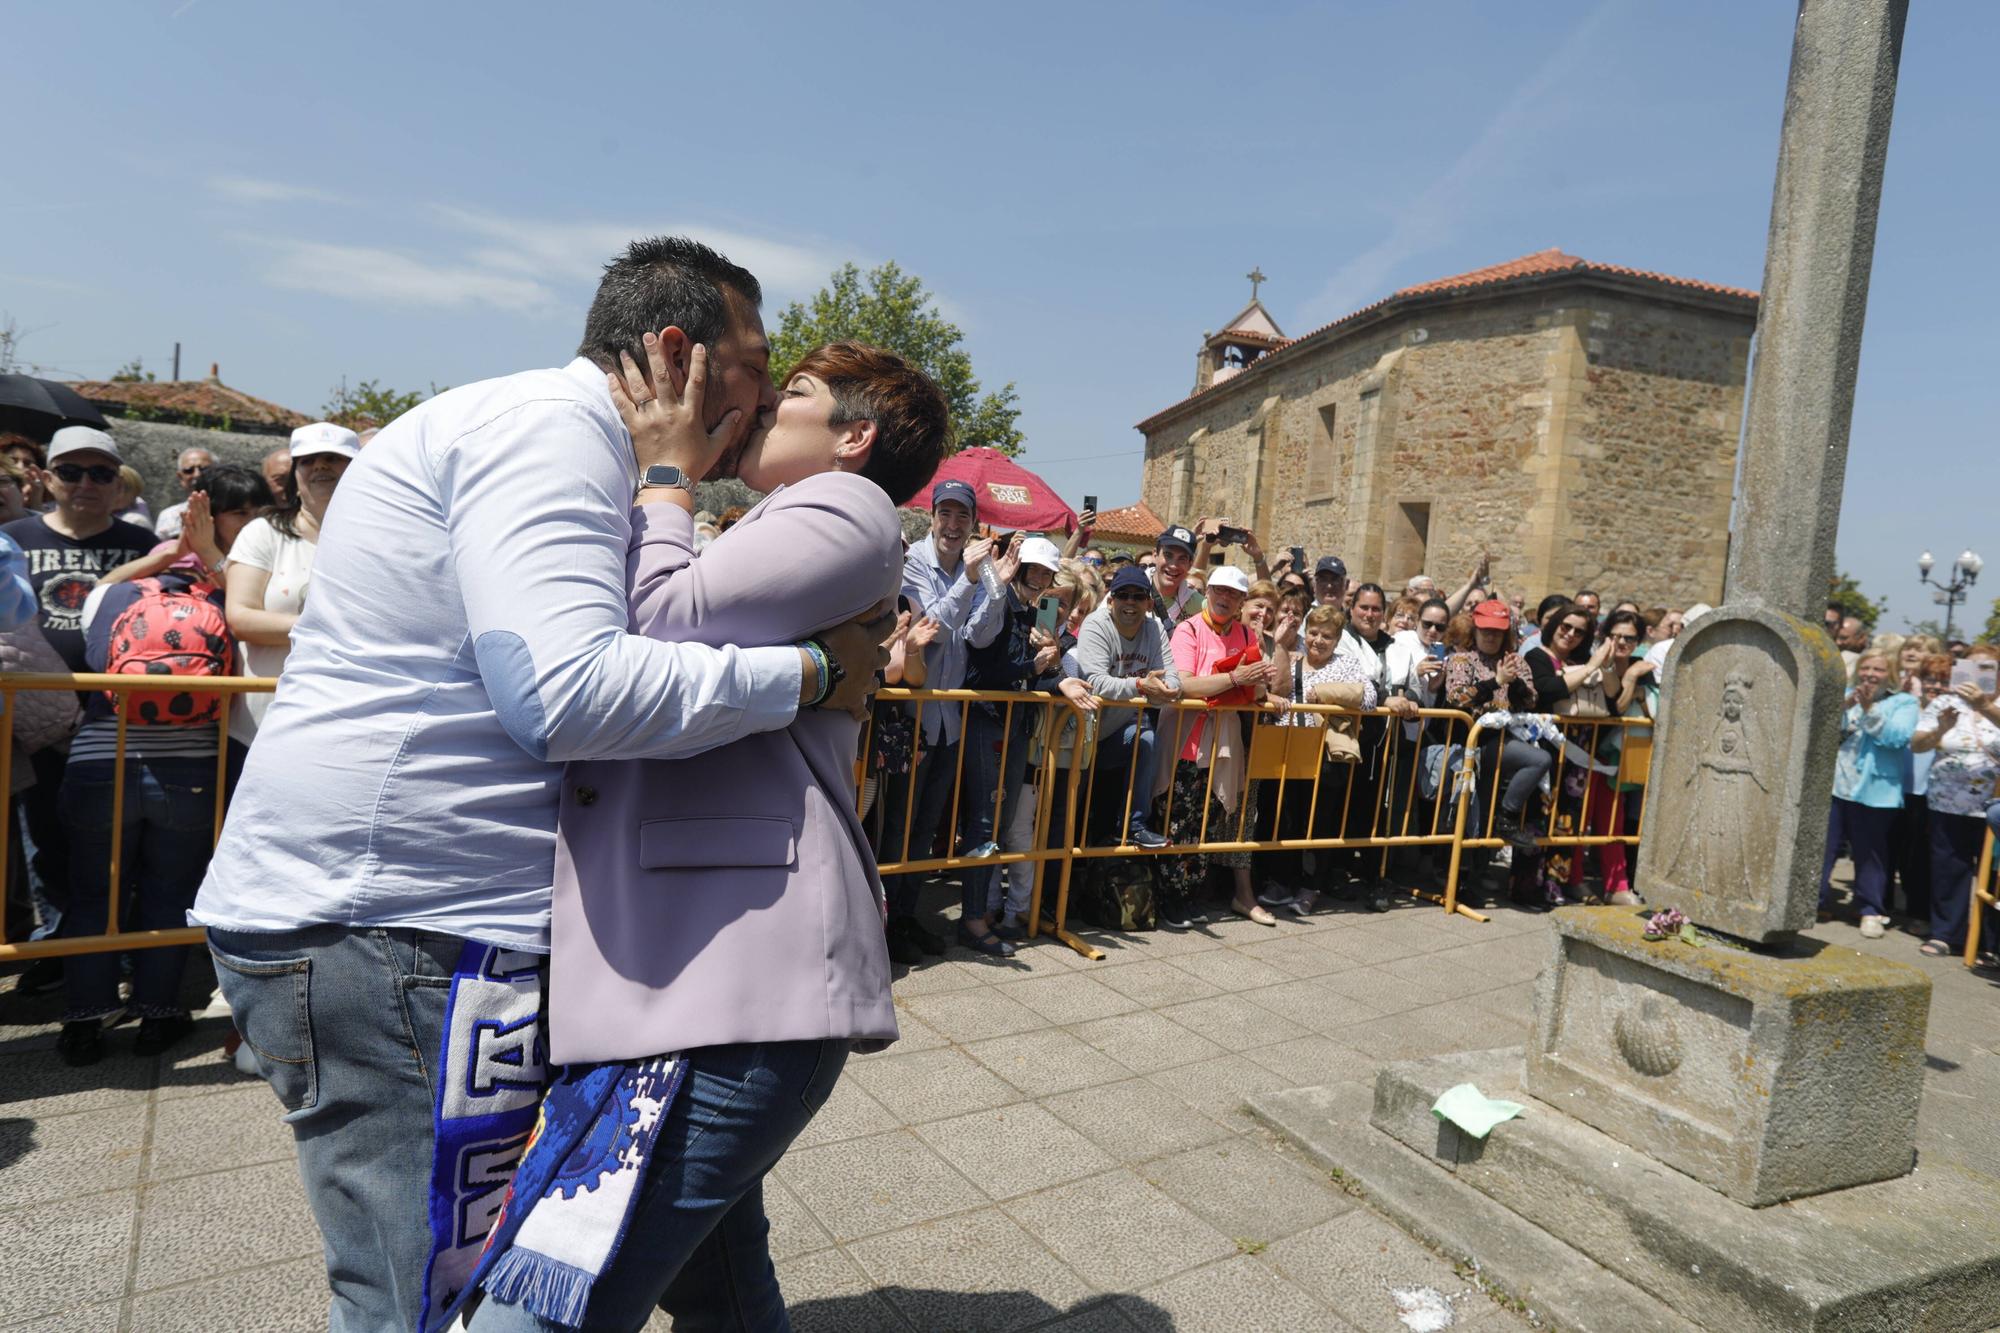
[1661,671,1769,899]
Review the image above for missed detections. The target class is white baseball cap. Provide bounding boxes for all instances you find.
[1018,536,1063,572]
[1206,566,1252,595]
[290,422,362,461]
[47,425,122,464]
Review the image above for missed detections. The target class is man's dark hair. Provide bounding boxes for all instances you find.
[577,236,763,370]
[191,462,274,515]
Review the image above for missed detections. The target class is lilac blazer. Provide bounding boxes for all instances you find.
[548,470,902,1064]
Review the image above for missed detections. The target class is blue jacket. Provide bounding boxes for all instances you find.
[1832,691,1919,809]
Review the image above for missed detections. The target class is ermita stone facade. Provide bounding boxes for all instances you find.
[1135,250,1758,609]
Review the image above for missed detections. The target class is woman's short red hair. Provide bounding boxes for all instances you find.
[788,342,950,506]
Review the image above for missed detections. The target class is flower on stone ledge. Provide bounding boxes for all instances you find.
[1643,907,1687,941]
[1642,906,1704,946]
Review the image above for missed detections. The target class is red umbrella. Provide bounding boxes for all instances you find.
[902,447,1080,534]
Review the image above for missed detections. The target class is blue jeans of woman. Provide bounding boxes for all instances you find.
[1926,807,1987,949]
[467,1038,847,1333]
[962,704,1035,920]
[59,754,217,1022]
[1819,796,1898,917]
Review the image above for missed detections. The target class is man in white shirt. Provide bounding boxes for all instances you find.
[194,236,885,1331]
[152,447,214,540]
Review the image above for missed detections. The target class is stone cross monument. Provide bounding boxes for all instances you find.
[1257,4,2000,1328]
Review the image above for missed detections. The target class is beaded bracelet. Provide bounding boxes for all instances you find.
[801,639,834,708]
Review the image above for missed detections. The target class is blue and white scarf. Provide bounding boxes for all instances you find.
[418,942,690,1332]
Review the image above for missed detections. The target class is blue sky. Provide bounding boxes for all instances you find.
[6,1,1995,631]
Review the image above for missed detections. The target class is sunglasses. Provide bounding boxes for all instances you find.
[1608,632,1639,644]
[1419,619,1448,632]
[1111,591,1151,603]
[1556,622,1589,637]
[53,463,119,485]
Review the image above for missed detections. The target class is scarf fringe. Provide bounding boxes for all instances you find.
[484,1248,595,1329]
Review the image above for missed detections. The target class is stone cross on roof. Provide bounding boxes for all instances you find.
[1246,266,1266,302]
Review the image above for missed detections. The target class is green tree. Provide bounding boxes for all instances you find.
[769,262,1023,456]
[1981,596,2000,644]
[111,358,156,383]
[1826,570,1885,629]
[322,378,443,431]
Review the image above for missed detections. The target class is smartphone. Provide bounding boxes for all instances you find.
[1428,642,1450,661]
[1952,658,1998,694]
[1082,494,1097,516]
[1290,545,1306,572]
[1216,525,1251,546]
[1036,595,1064,637]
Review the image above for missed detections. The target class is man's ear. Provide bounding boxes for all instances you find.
[654,326,695,396]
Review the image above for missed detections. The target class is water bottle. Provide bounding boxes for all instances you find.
[977,557,1004,602]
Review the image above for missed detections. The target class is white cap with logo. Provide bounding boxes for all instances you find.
[290,422,363,461]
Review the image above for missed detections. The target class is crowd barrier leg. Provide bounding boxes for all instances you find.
[1963,827,1995,968]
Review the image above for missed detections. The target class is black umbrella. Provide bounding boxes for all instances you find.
[0,373,110,440]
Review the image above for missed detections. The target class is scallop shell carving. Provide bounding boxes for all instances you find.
[1613,997,1684,1077]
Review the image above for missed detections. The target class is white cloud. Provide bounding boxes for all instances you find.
[428,205,849,302]
[210,175,346,206]
[1299,1,1619,324]
[249,238,556,312]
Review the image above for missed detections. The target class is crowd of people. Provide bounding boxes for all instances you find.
[0,417,353,1063]
[858,498,2000,967]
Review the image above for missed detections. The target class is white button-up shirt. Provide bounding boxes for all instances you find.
[193,358,802,951]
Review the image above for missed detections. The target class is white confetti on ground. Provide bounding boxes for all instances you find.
[1392,1286,1456,1331]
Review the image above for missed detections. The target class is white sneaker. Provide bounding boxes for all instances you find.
[1859,915,1889,939]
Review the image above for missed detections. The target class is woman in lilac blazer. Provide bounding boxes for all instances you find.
[510,342,949,1331]
[553,342,950,1065]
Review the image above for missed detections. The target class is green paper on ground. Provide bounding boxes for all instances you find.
[1432,1082,1524,1138]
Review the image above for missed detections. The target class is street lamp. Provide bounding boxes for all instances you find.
[1917,548,1983,639]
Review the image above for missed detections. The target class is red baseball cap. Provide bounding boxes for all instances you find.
[1470,599,1512,630]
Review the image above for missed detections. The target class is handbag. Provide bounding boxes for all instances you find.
[1555,672,1611,719]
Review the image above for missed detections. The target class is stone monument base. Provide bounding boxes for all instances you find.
[1529,906,1930,1205]
[1251,1051,2000,1333]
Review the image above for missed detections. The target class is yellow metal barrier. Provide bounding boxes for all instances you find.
[7,678,1656,970]
[865,690,1490,958]
[1456,714,1653,874]
[0,672,275,962]
[1962,825,1996,969]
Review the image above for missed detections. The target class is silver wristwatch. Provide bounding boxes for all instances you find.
[638,464,693,494]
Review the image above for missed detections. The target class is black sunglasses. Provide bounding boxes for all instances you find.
[1111,590,1151,603]
[53,463,119,485]
[1419,619,1449,631]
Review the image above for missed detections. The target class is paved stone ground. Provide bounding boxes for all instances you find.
[3,863,1995,1332]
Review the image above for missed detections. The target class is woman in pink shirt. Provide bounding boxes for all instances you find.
[1158,566,1280,928]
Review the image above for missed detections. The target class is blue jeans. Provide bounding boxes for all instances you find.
[961,705,1036,920]
[208,924,463,1333]
[881,738,959,919]
[60,755,217,1021]
[1820,797,1898,917]
[1927,809,1987,949]
[1094,711,1160,836]
[467,1038,847,1333]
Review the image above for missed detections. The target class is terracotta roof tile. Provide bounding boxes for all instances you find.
[68,374,308,431]
[1139,248,1758,430]
[1091,499,1166,542]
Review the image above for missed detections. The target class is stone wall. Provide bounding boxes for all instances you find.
[103,419,289,512]
[1139,280,1753,609]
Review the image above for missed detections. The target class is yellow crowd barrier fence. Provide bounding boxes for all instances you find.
[13,677,1973,972]
[1963,826,1997,970]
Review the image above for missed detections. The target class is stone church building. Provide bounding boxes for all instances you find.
[1135,249,1758,609]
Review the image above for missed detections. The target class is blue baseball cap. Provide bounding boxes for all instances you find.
[1314,555,1348,579]
[932,479,977,514]
[1108,565,1154,596]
